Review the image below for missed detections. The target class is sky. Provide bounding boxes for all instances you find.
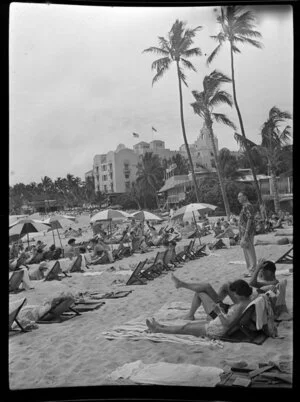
[9,3,293,186]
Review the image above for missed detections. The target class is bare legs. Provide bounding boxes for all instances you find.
[146,318,207,337]
[171,274,222,320]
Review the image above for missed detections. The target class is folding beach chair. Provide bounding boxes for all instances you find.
[36,298,81,323]
[192,244,207,258]
[44,261,71,281]
[89,290,133,299]
[126,259,148,285]
[175,240,194,262]
[140,251,168,280]
[9,297,28,333]
[69,254,85,272]
[9,270,25,293]
[72,301,105,312]
[219,303,268,345]
[275,247,293,264]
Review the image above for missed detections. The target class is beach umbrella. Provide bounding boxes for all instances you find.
[43,215,76,251]
[9,219,52,249]
[90,209,132,223]
[171,203,217,245]
[131,210,163,222]
[171,203,217,222]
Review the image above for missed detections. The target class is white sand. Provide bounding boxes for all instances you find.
[9,221,293,389]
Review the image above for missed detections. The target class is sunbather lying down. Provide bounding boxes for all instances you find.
[255,237,293,246]
[9,292,75,329]
[146,279,253,338]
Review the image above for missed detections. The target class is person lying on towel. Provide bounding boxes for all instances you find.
[146,279,253,338]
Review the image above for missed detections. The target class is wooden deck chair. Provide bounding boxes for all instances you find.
[193,244,207,258]
[219,303,268,345]
[44,261,71,281]
[126,259,148,285]
[9,298,28,333]
[36,298,81,323]
[69,255,84,272]
[275,247,293,264]
[9,270,25,293]
[175,240,193,262]
[140,251,167,280]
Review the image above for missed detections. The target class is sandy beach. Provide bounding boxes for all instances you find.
[9,216,293,389]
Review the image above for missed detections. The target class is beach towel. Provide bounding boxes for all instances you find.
[246,295,277,337]
[109,360,223,387]
[100,301,223,348]
[82,271,104,276]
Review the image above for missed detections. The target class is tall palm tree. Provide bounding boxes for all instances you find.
[41,176,53,213]
[235,106,292,213]
[143,19,202,201]
[190,70,237,218]
[136,152,164,208]
[207,5,264,207]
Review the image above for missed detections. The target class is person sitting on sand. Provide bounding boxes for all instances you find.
[64,238,76,260]
[9,253,35,290]
[89,237,114,263]
[146,279,253,338]
[215,221,236,245]
[163,241,183,269]
[212,220,222,237]
[166,227,182,242]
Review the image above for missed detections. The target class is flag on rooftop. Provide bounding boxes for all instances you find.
[152,126,157,132]
[132,132,139,138]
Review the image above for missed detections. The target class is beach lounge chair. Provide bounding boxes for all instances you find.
[219,300,269,345]
[69,255,84,272]
[9,270,25,293]
[72,300,105,312]
[192,244,207,258]
[175,241,194,262]
[44,261,71,281]
[9,297,28,333]
[140,251,168,280]
[36,298,81,323]
[275,247,293,264]
[126,260,148,285]
[89,290,133,299]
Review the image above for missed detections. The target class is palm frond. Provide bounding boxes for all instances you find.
[178,66,188,87]
[158,36,171,53]
[151,57,172,71]
[207,43,222,65]
[234,35,263,49]
[235,28,262,39]
[234,132,257,149]
[152,67,168,86]
[143,46,169,56]
[280,125,292,143]
[180,58,197,72]
[209,70,232,83]
[209,91,233,108]
[213,113,236,129]
[231,44,241,53]
[181,47,202,58]
[190,101,205,118]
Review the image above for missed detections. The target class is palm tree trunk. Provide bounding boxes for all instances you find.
[270,168,280,214]
[230,43,263,208]
[176,62,200,202]
[206,119,231,218]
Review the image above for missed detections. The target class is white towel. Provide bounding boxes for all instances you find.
[109,360,223,387]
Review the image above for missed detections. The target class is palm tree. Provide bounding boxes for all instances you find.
[235,106,292,213]
[218,148,239,179]
[143,19,202,201]
[258,107,291,213]
[190,70,237,218]
[41,176,53,212]
[207,5,264,208]
[136,152,164,208]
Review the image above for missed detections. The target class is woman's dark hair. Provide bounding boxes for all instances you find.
[261,260,276,273]
[79,247,86,253]
[68,238,76,245]
[163,241,169,247]
[229,279,252,297]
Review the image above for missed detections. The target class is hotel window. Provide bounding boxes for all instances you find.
[102,165,107,171]
[109,172,113,180]
[104,185,107,192]
[110,183,114,192]
[109,163,113,171]
[124,173,130,179]
[101,156,107,163]
[96,166,99,173]
[102,175,107,181]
